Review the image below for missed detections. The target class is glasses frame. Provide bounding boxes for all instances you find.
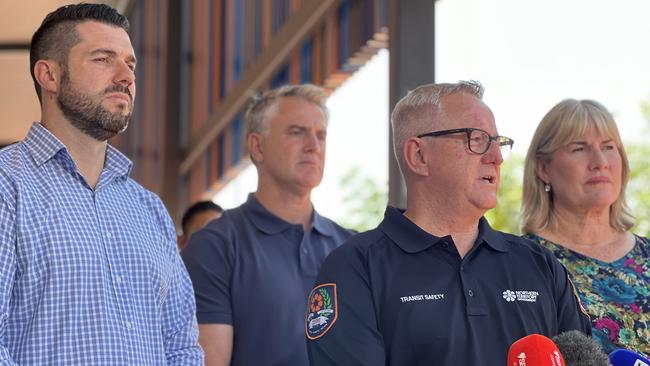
[416,128,514,155]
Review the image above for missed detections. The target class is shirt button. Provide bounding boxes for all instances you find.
[106,232,112,239]
[440,242,448,248]
[125,321,133,329]
[302,248,308,254]
[468,290,474,297]
[115,276,123,284]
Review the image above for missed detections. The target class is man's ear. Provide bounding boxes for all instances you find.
[403,137,430,177]
[247,133,264,164]
[33,60,62,96]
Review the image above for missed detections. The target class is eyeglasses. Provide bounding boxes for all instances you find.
[417,128,514,155]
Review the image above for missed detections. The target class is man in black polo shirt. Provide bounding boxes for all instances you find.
[306,81,591,365]
[182,84,352,366]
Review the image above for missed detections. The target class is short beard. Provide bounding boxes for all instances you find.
[57,68,132,142]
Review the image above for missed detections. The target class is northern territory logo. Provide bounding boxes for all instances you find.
[305,283,338,340]
[503,289,539,303]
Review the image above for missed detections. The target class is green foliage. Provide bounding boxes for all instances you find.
[337,166,388,232]
[625,95,650,236]
[625,144,650,236]
[485,154,524,234]
[625,98,650,236]
[640,95,650,135]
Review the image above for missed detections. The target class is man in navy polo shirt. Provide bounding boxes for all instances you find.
[306,81,591,365]
[182,84,352,366]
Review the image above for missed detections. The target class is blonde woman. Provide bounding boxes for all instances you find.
[521,99,650,355]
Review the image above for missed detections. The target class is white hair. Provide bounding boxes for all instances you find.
[390,80,484,176]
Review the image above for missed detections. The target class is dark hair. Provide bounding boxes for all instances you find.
[181,201,224,234]
[30,3,130,103]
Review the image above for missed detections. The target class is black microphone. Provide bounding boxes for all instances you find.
[609,348,650,365]
[552,330,611,366]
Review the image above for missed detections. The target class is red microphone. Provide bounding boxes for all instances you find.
[507,334,566,366]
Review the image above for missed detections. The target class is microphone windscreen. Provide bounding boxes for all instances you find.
[609,349,650,366]
[552,330,611,366]
[507,334,565,366]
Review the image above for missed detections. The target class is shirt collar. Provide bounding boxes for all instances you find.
[103,144,133,179]
[379,206,508,254]
[23,122,132,179]
[242,193,335,236]
[478,216,508,252]
[311,209,337,237]
[23,122,66,167]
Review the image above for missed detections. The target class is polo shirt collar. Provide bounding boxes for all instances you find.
[243,193,335,236]
[478,215,508,252]
[379,206,508,254]
[23,122,132,179]
[311,209,337,237]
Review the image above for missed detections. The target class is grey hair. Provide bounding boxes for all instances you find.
[244,84,329,136]
[390,80,484,176]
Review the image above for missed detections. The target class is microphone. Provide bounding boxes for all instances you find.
[609,349,650,366]
[552,330,611,366]
[507,334,565,366]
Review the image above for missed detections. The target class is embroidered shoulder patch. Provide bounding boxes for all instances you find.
[305,283,338,340]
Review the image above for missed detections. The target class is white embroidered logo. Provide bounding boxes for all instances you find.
[400,294,445,303]
[503,290,516,302]
[503,290,539,303]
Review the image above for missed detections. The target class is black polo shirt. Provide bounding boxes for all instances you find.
[306,207,591,365]
[182,194,352,366]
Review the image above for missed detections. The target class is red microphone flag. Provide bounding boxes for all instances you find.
[507,334,566,366]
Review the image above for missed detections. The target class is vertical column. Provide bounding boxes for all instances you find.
[388,0,436,208]
[162,0,182,223]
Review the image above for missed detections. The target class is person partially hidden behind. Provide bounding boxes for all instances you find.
[0,3,202,364]
[306,81,591,365]
[521,99,650,355]
[182,84,352,366]
[177,201,223,251]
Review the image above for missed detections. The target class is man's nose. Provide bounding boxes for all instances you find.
[482,141,504,165]
[114,61,135,87]
[304,132,324,152]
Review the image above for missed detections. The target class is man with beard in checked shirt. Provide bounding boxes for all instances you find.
[0,4,203,364]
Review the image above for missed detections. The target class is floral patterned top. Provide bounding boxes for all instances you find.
[523,233,650,355]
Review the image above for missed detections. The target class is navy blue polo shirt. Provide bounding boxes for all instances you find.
[181,193,352,366]
[306,207,591,365]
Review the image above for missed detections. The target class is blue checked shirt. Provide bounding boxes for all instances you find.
[0,123,203,365]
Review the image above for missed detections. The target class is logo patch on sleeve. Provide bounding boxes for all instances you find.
[305,283,338,340]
